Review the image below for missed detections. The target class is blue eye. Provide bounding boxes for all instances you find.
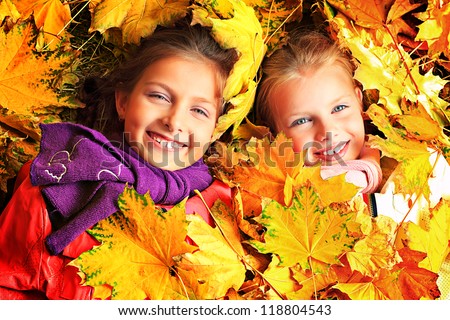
[332,105,348,113]
[291,117,310,127]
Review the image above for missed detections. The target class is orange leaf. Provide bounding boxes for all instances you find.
[231,134,300,206]
[13,0,72,50]
[416,1,450,59]
[0,23,76,114]
[394,247,440,300]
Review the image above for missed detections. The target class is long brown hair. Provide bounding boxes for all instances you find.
[79,19,238,137]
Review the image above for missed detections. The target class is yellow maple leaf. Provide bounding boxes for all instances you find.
[0,22,77,114]
[12,0,72,50]
[288,265,337,300]
[367,104,433,197]
[333,272,394,300]
[260,255,299,300]
[347,214,401,277]
[328,12,449,125]
[192,0,267,139]
[89,0,189,45]
[397,98,450,146]
[176,200,246,299]
[72,186,196,300]
[290,166,360,207]
[249,186,359,270]
[405,200,450,273]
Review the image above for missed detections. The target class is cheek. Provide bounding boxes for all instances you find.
[290,133,309,152]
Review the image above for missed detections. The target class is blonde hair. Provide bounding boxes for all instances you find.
[256,31,357,133]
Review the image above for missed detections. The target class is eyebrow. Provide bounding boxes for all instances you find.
[329,94,353,106]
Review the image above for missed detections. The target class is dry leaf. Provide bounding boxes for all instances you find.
[248,185,359,270]
[72,187,196,300]
[176,200,246,299]
[89,0,189,44]
[0,23,76,114]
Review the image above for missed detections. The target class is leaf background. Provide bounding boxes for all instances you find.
[1,0,449,300]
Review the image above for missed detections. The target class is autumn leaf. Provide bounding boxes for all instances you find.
[327,0,422,29]
[288,265,337,300]
[393,247,440,300]
[290,167,360,207]
[12,0,72,50]
[260,255,299,300]
[89,0,189,45]
[0,0,20,26]
[333,246,440,300]
[0,127,37,192]
[0,22,77,114]
[328,10,449,125]
[404,200,450,273]
[72,186,196,300]
[415,0,450,59]
[247,0,303,52]
[232,119,271,141]
[230,134,300,206]
[333,269,399,300]
[248,185,359,271]
[367,104,433,198]
[326,0,423,49]
[176,201,246,299]
[192,0,267,139]
[346,214,401,277]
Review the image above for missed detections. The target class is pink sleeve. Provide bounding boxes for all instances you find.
[320,159,382,193]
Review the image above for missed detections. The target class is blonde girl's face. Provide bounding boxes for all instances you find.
[115,56,221,171]
[271,65,365,166]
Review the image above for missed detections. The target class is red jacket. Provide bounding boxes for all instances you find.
[0,161,232,300]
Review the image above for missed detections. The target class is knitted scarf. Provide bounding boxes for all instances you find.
[30,123,212,255]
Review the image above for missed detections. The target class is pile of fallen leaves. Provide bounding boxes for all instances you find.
[1,0,449,300]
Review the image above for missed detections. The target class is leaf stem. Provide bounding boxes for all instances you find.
[384,26,421,96]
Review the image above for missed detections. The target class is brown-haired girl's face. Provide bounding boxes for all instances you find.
[115,56,221,171]
[271,65,365,166]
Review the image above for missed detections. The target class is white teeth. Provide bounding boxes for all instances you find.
[323,143,345,155]
[153,136,184,149]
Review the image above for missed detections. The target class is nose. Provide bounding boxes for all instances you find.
[162,106,184,133]
[315,121,336,142]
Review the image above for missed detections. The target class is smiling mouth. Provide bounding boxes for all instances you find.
[321,141,347,156]
[314,141,349,157]
[149,132,187,150]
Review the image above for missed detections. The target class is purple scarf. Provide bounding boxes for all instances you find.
[30,123,212,255]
